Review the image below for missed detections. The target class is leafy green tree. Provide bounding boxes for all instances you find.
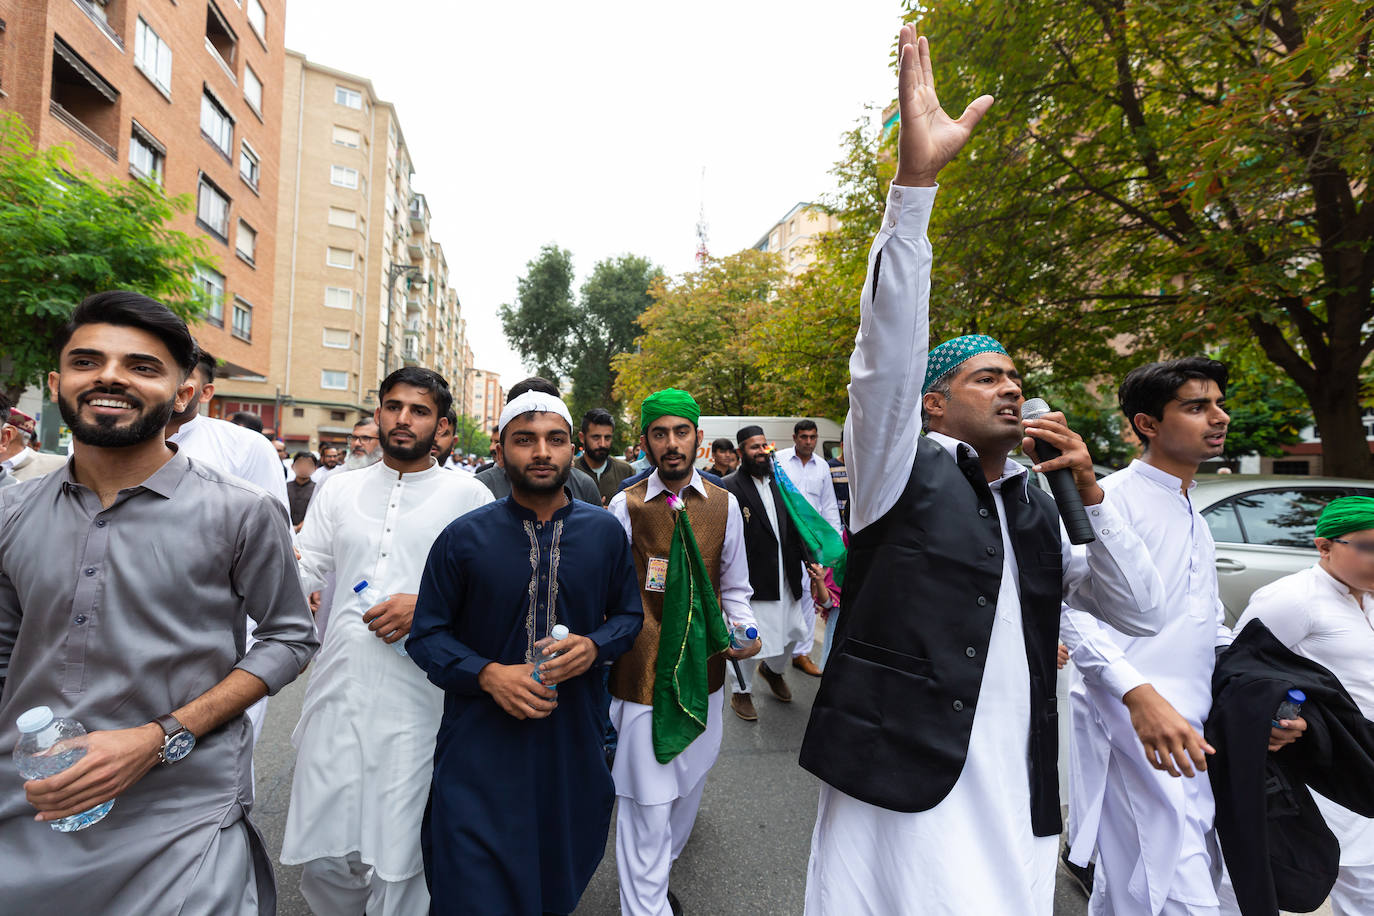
[1216,344,1310,462]
[500,247,660,439]
[0,113,215,400]
[915,0,1374,476]
[613,249,788,415]
[452,412,492,459]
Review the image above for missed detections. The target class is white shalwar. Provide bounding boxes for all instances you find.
[281,459,492,913]
[168,411,291,747]
[1061,460,1235,916]
[775,446,842,658]
[805,183,1164,916]
[607,471,755,916]
[1236,563,1374,916]
[729,474,810,694]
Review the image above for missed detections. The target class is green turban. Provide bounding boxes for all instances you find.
[1315,496,1374,540]
[640,388,700,432]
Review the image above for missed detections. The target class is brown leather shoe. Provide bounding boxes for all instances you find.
[757,663,792,702]
[731,692,758,721]
[792,654,822,677]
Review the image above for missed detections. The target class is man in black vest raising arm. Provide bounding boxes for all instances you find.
[797,27,1166,916]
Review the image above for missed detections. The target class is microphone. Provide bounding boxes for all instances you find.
[1021,398,1096,545]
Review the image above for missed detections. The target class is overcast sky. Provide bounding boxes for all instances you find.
[284,1,904,384]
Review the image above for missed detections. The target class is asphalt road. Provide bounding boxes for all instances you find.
[252,636,1099,915]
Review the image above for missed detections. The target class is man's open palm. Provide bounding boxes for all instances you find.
[895,28,994,187]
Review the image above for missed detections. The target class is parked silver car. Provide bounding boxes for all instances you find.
[1192,476,1374,625]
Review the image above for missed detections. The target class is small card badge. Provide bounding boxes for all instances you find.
[645,556,669,593]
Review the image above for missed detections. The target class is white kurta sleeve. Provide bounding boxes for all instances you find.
[719,491,755,628]
[1061,606,1149,702]
[816,464,842,535]
[845,184,936,534]
[1062,500,1164,637]
[295,480,337,595]
[607,491,633,544]
[1235,580,1312,649]
[242,433,291,511]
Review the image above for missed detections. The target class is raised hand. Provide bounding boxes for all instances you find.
[894,27,994,187]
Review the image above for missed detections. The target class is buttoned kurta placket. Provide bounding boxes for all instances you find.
[519,514,565,663]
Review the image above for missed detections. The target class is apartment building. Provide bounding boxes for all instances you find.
[213,51,470,451]
[753,202,839,276]
[0,0,285,379]
[467,368,502,446]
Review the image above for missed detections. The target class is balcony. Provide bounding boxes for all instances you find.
[402,338,422,364]
[408,194,427,230]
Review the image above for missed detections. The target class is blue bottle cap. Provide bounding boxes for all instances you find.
[353,580,369,593]
[745,626,758,640]
[1287,689,1306,703]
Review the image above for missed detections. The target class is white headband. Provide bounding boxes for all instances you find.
[497,390,573,435]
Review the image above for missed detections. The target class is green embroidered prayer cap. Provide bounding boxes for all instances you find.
[923,334,1009,394]
[640,388,700,432]
[1315,496,1374,540]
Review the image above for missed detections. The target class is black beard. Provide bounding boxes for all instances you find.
[585,446,610,464]
[434,444,455,465]
[745,455,770,478]
[507,460,571,495]
[60,386,177,448]
[381,427,436,462]
[652,453,693,482]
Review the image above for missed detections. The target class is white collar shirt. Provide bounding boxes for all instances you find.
[167,413,289,510]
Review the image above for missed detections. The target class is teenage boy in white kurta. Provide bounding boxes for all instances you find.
[281,370,491,915]
[1236,498,1374,916]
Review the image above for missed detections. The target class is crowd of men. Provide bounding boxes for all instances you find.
[1,25,1373,916]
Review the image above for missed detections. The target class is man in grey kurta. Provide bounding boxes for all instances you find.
[0,291,319,914]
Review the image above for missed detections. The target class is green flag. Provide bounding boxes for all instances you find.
[771,453,847,584]
[651,491,730,764]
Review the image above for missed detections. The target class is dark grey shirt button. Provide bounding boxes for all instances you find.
[952,700,964,711]
[85,567,96,576]
[74,615,87,625]
[978,508,989,518]
[986,546,996,555]
[976,596,988,607]
[95,520,107,528]
[965,647,976,658]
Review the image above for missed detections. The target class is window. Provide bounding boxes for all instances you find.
[239,140,259,189]
[331,125,360,148]
[327,206,356,228]
[134,17,172,93]
[330,165,358,189]
[1221,488,1374,548]
[200,89,233,157]
[231,297,252,341]
[330,410,347,422]
[321,370,349,390]
[129,122,165,185]
[49,36,118,159]
[243,65,262,113]
[324,286,354,309]
[196,175,230,240]
[194,265,225,326]
[322,328,351,349]
[235,220,256,264]
[292,407,305,418]
[334,86,362,109]
[204,1,238,72]
[245,0,266,40]
[326,247,354,269]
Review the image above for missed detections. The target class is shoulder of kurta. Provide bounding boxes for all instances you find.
[184,457,278,511]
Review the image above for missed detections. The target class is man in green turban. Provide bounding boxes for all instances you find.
[606,387,759,915]
[1235,495,1374,915]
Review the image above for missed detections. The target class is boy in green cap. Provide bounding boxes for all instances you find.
[606,388,760,916]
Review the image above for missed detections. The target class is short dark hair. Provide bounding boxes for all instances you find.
[191,345,216,384]
[55,291,197,378]
[229,411,264,433]
[1118,357,1229,446]
[378,367,453,418]
[0,391,11,427]
[320,443,341,454]
[581,407,614,432]
[711,437,735,454]
[794,419,818,435]
[354,416,376,430]
[292,451,317,465]
[444,407,458,428]
[506,377,559,401]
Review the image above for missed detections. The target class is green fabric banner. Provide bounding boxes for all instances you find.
[651,493,730,764]
[772,454,847,585]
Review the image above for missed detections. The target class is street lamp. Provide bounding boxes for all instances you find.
[382,262,422,376]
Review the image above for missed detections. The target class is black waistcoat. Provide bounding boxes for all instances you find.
[719,469,804,602]
[798,435,1066,836]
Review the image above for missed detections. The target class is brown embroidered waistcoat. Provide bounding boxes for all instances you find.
[608,476,730,705]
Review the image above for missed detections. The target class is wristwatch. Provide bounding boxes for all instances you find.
[154,714,196,764]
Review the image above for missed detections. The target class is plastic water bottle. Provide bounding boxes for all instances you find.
[353,580,407,657]
[13,706,114,832]
[1272,688,1305,727]
[728,624,759,649]
[531,624,571,690]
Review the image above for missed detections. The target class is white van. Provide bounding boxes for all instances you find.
[695,416,843,466]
